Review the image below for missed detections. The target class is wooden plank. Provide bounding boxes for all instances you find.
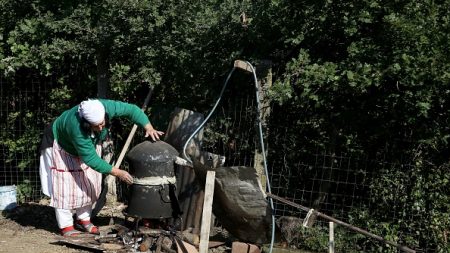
[183,168,197,229]
[191,191,204,235]
[165,108,204,157]
[191,151,225,235]
[199,171,216,253]
[164,108,204,231]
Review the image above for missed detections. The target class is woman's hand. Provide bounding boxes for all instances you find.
[144,123,164,141]
[110,167,133,185]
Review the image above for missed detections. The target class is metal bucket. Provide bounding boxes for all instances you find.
[0,185,17,211]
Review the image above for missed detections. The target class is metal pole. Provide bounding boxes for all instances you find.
[329,222,335,253]
[266,193,416,253]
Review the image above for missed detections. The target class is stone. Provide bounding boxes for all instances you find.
[192,158,273,244]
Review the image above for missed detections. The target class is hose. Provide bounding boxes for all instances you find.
[246,62,276,253]
[181,67,235,163]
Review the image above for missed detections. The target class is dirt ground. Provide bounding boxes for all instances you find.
[0,200,234,253]
[0,203,84,252]
[0,200,134,253]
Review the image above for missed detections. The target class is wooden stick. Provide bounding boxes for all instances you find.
[114,87,153,168]
[199,171,215,253]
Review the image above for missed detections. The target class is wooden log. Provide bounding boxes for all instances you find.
[199,171,216,253]
[155,236,163,253]
[139,236,154,252]
[182,230,200,246]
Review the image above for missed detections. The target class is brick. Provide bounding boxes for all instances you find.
[232,242,261,253]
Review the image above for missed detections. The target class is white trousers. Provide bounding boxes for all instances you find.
[55,204,92,229]
[39,148,53,197]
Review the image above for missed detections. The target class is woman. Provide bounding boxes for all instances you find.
[39,99,164,236]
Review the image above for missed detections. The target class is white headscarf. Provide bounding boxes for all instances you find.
[78,99,105,125]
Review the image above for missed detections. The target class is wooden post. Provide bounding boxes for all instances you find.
[192,151,225,235]
[253,60,272,190]
[329,222,335,253]
[199,171,215,253]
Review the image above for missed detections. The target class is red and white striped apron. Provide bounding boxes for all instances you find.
[50,141,102,210]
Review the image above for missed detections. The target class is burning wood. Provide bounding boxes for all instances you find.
[55,223,196,253]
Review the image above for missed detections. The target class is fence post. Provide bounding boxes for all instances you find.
[253,60,272,190]
[329,221,335,253]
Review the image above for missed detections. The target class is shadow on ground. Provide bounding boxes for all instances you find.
[1,201,126,235]
[2,202,59,233]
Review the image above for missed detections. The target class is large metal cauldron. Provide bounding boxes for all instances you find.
[125,141,179,219]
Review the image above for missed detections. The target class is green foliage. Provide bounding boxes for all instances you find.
[16,179,32,203]
[347,160,450,252]
[0,109,41,170]
[263,0,450,251]
[296,225,329,252]
[267,0,450,156]
[289,224,368,253]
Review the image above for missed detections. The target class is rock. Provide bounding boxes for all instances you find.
[192,158,273,244]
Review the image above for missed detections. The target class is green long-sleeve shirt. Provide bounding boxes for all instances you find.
[52,99,150,173]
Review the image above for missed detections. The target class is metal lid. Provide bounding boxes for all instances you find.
[127,141,179,178]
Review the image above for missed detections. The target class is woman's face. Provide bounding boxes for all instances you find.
[90,119,106,132]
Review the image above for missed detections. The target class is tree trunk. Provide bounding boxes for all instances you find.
[97,52,110,98]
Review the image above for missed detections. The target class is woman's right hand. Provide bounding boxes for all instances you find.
[110,167,133,185]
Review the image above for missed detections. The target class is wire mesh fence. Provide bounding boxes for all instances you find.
[0,76,442,252]
[0,75,53,202]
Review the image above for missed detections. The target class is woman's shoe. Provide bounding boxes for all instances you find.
[76,220,100,235]
[61,226,82,237]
